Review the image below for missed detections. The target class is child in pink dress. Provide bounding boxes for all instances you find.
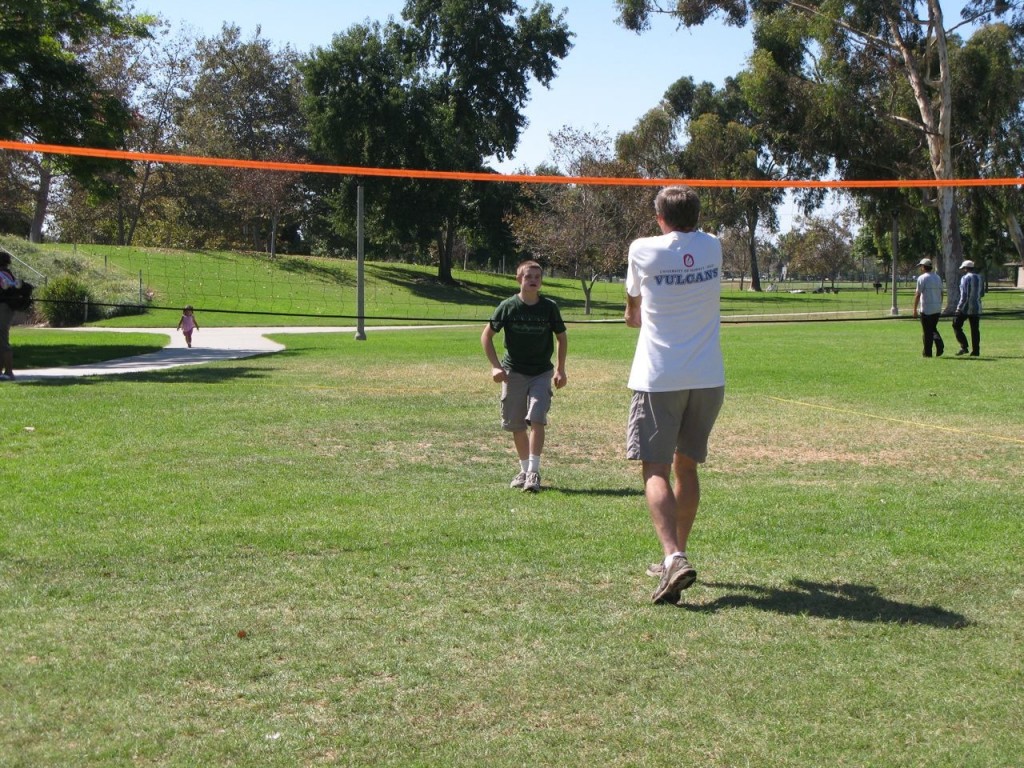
[177,305,199,347]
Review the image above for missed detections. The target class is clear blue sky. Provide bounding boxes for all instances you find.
[136,0,754,172]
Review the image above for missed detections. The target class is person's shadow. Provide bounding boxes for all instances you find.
[680,579,970,628]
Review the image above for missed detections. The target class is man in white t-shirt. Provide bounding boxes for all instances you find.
[625,186,725,605]
[912,258,944,357]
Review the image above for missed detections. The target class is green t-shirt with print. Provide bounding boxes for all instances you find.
[488,294,566,376]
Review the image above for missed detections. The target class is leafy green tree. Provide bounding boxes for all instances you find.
[950,22,1024,270]
[0,152,34,236]
[615,105,680,178]
[663,76,789,291]
[47,24,198,246]
[509,127,647,313]
[101,26,197,247]
[720,227,773,289]
[0,0,149,241]
[303,1,571,283]
[615,0,1024,310]
[780,211,858,289]
[173,25,308,253]
[460,180,522,272]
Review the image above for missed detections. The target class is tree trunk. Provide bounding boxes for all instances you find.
[124,161,155,247]
[30,161,52,244]
[1005,210,1024,263]
[891,2,964,313]
[436,221,456,284]
[938,187,963,313]
[885,2,963,311]
[890,211,900,316]
[579,277,593,315]
[270,207,279,258]
[747,211,761,292]
[116,199,127,246]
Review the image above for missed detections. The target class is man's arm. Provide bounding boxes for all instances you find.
[553,331,567,389]
[481,324,507,383]
[955,276,968,314]
[625,293,642,328]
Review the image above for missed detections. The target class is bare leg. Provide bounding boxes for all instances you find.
[642,461,680,557]
[512,430,530,461]
[673,453,700,552]
[528,422,545,457]
[644,454,701,556]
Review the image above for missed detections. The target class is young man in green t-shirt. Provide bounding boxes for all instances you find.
[481,260,568,492]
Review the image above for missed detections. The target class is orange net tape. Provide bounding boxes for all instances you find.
[2,140,1022,188]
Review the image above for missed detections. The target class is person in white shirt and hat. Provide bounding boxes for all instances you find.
[913,258,944,357]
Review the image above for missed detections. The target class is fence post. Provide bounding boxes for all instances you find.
[355,182,366,341]
[889,214,900,316]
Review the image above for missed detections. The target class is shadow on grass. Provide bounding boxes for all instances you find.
[682,579,971,628]
[20,365,270,387]
[276,255,355,287]
[123,365,273,385]
[368,264,624,318]
[370,264,509,308]
[551,486,640,497]
[19,344,166,368]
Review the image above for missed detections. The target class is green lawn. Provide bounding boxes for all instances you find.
[12,241,1022,328]
[2,317,1021,766]
[10,330,167,368]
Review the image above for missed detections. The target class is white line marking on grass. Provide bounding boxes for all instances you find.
[768,396,1024,446]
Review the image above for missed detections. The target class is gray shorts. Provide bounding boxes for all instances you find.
[626,387,725,464]
[501,370,553,431]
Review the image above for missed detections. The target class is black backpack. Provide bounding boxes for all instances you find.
[1,281,34,311]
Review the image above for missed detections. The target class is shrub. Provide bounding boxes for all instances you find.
[39,276,95,327]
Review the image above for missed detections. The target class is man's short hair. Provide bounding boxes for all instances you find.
[516,260,543,281]
[655,186,701,231]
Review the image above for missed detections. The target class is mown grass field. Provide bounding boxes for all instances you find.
[3,306,1022,765]
[10,240,1022,329]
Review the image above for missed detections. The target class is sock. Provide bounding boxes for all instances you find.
[520,459,529,473]
[664,551,685,568]
[527,455,540,473]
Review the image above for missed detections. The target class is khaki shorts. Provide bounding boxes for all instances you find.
[501,370,553,431]
[626,387,725,464]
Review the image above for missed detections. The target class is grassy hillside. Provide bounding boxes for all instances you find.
[4,238,1022,329]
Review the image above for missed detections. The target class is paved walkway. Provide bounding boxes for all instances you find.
[15,326,435,380]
